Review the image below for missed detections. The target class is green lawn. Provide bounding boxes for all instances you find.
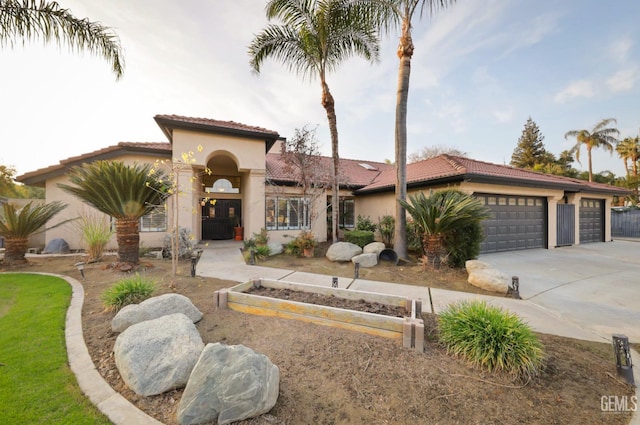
[0,273,111,424]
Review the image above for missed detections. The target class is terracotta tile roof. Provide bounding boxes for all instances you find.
[266,153,394,188]
[16,142,171,186]
[154,114,280,139]
[357,155,630,195]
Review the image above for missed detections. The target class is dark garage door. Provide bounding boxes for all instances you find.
[476,194,546,253]
[579,198,603,243]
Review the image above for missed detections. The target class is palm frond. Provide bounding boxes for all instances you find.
[58,161,166,220]
[0,0,124,79]
[0,201,67,238]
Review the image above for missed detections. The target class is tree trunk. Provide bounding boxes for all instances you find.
[321,80,340,244]
[3,237,28,265]
[115,217,140,264]
[587,146,593,182]
[423,234,443,270]
[393,17,414,260]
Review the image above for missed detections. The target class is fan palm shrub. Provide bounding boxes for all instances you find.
[400,189,490,268]
[58,161,166,264]
[0,201,67,265]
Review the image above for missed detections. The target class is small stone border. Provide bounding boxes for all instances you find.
[52,273,163,425]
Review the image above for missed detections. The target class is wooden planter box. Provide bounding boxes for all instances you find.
[215,278,424,352]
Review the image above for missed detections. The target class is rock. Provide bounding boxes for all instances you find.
[465,260,490,272]
[467,266,510,294]
[326,242,362,262]
[42,238,69,254]
[267,241,283,256]
[111,293,203,332]
[351,253,378,268]
[114,313,204,396]
[363,242,386,255]
[177,343,279,425]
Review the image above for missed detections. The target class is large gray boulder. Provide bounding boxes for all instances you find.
[42,238,69,254]
[114,313,204,396]
[466,260,509,294]
[363,242,386,256]
[326,242,362,262]
[111,293,203,332]
[267,241,283,256]
[351,253,378,268]
[177,343,279,425]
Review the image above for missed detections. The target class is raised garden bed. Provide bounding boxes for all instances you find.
[215,278,425,352]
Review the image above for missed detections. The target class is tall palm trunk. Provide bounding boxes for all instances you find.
[4,237,28,265]
[322,80,340,243]
[394,17,414,259]
[587,146,594,182]
[115,218,140,264]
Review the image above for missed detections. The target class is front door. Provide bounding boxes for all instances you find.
[201,199,241,240]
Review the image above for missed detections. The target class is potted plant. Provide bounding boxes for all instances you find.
[297,230,317,258]
[233,216,243,241]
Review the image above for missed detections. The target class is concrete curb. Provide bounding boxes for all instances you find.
[57,273,164,425]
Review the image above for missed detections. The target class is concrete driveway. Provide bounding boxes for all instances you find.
[479,240,640,343]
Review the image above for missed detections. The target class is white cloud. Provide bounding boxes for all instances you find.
[606,67,638,92]
[610,37,633,63]
[553,80,594,103]
[493,108,514,123]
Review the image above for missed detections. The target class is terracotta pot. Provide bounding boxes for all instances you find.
[234,226,244,241]
[303,247,314,258]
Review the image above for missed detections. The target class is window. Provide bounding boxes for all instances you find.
[339,198,355,228]
[140,205,167,232]
[266,197,310,230]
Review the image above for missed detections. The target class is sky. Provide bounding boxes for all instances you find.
[2,0,639,179]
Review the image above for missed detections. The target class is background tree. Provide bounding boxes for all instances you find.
[616,136,640,178]
[0,200,66,265]
[564,118,619,182]
[1,0,124,79]
[0,164,44,198]
[279,125,330,228]
[408,144,466,163]
[511,117,550,169]
[249,0,381,243]
[59,161,166,265]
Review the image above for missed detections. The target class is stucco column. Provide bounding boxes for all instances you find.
[567,193,582,245]
[604,197,612,242]
[245,169,266,238]
[546,195,563,249]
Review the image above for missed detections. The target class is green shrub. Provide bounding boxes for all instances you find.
[406,220,423,253]
[243,244,270,262]
[355,215,377,232]
[378,215,395,245]
[344,230,374,247]
[101,274,155,311]
[443,221,484,268]
[438,300,544,380]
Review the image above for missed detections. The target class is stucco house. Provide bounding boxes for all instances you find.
[17,114,629,255]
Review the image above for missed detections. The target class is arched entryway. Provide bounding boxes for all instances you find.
[200,154,243,240]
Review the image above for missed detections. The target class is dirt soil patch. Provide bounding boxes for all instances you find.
[247,286,407,318]
[2,255,635,425]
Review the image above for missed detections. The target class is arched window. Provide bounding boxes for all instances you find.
[207,178,239,194]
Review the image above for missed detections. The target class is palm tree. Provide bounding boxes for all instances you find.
[564,118,619,182]
[0,201,67,265]
[370,0,456,259]
[1,0,124,79]
[58,161,166,264]
[399,189,490,269]
[249,0,381,243]
[616,136,640,177]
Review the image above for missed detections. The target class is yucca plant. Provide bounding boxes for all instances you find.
[0,201,67,265]
[59,161,166,264]
[438,300,545,380]
[101,274,155,311]
[400,189,490,268]
[76,212,113,262]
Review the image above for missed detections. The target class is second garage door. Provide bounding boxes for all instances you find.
[476,194,546,253]
[579,198,604,243]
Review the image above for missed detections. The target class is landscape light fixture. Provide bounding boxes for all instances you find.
[74,262,85,279]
